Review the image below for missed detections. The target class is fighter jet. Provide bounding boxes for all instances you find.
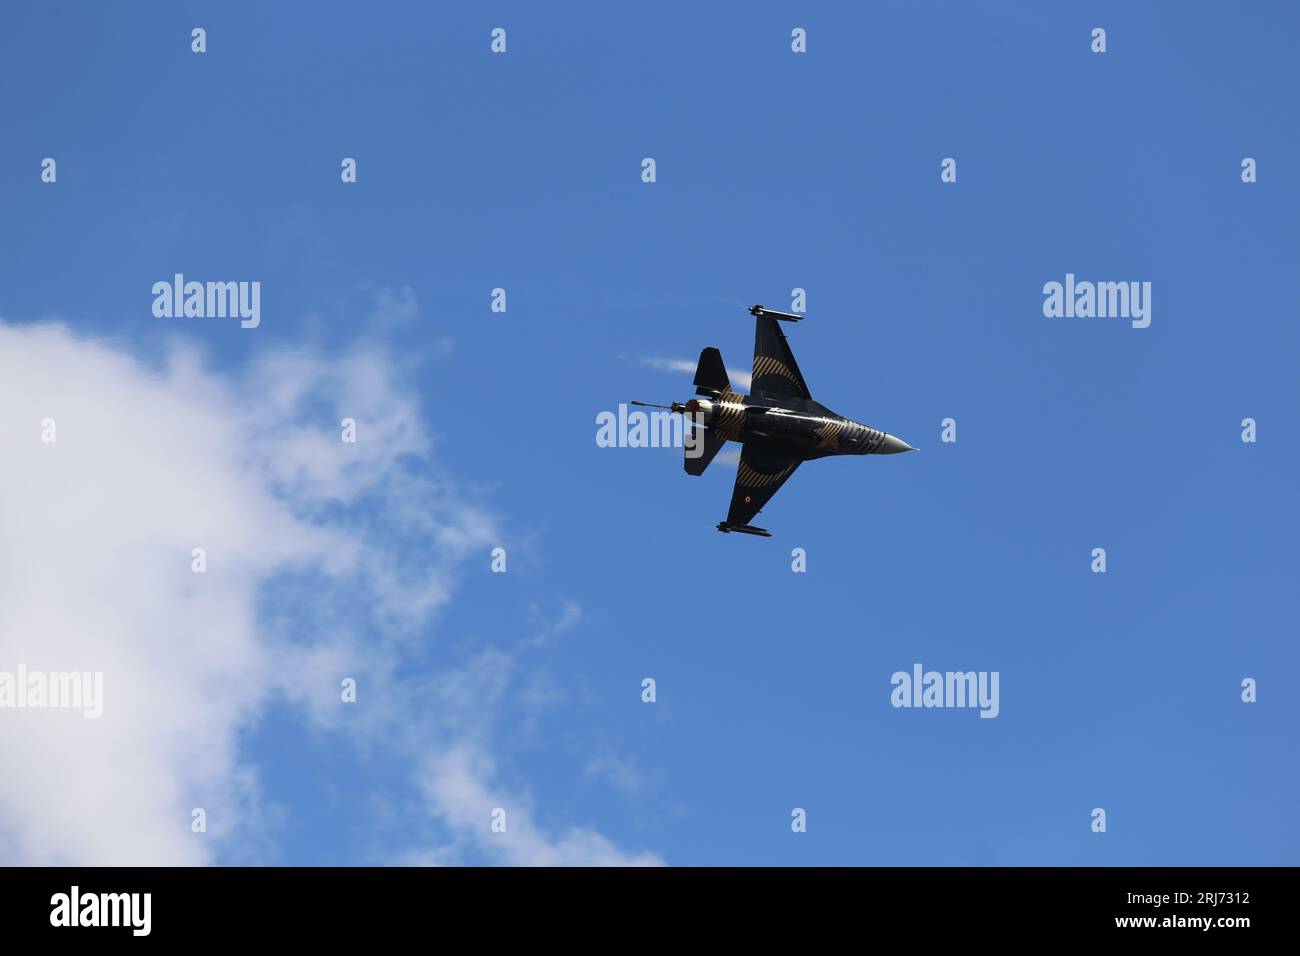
[634,304,915,537]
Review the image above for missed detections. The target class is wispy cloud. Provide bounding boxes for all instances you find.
[585,754,657,796]
[525,600,582,648]
[410,745,662,867]
[0,294,657,867]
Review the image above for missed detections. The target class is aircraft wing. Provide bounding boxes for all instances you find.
[751,314,812,400]
[723,439,802,529]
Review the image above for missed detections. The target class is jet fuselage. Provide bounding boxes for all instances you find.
[682,392,913,460]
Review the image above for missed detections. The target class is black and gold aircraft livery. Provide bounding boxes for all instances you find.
[633,304,915,537]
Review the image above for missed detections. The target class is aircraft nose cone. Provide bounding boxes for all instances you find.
[877,433,916,454]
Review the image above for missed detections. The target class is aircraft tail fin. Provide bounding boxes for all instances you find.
[693,347,730,396]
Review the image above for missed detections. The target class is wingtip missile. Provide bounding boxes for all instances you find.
[748,304,804,322]
[716,522,772,537]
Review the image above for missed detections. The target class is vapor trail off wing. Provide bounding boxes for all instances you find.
[722,439,802,530]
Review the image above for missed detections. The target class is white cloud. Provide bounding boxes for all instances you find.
[396,648,663,866]
[585,754,654,796]
[524,599,582,648]
[0,314,656,866]
[416,745,662,867]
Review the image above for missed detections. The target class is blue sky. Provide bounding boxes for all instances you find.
[1,1,1296,865]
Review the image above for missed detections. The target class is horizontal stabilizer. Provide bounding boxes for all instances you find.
[685,430,726,476]
[693,346,730,396]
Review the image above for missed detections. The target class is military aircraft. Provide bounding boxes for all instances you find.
[634,304,915,537]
